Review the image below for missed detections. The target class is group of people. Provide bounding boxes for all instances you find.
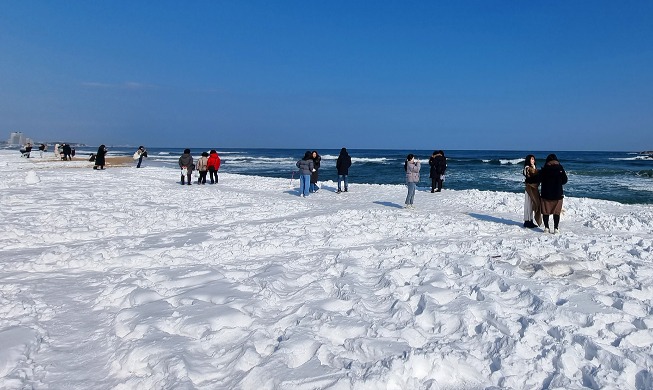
[19,143,50,158]
[178,149,221,185]
[522,154,568,233]
[79,145,569,232]
[402,150,448,208]
[295,148,352,197]
[401,150,568,233]
[52,143,75,160]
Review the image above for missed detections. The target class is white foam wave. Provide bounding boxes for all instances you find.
[610,156,653,161]
[499,158,524,165]
[352,157,390,163]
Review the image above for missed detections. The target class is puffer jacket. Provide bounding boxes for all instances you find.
[207,152,221,170]
[296,159,315,175]
[405,160,421,183]
[179,153,194,171]
[196,156,209,172]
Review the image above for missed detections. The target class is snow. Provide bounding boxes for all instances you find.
[1,150,652,389]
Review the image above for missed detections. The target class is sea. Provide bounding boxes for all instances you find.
[69,147,653,205]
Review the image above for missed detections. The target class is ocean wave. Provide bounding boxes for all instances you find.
[609,156,653,161]
[481,158,524,165]
[352,157,391,163]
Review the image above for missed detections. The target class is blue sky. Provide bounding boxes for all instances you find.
[1,1,652,150]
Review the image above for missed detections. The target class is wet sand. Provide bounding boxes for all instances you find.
[28,155,135,167]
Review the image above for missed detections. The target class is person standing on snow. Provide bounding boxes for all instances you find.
[178,149,194,185]
[296,151,315,198]
[428,150,447,193]
[336,147,352,193]
[522,154,542,228]
[310,150,321,193]
[134,146,148,168]
[404,154,421,208]
[196,151,209,185]
[527,153,568,234]
[207,150,221,184]
[93,145,108,170]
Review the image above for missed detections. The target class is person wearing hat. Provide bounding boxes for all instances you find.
[178,149,194,185]
[527,153,568,234]
[196,151,210,185]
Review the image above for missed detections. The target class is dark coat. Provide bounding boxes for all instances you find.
[429,154,446,178]
[527,160,568,200]
[95,146,107,166]
[178,153,194,171]
[336,152,352,175]
[311,155,321,183]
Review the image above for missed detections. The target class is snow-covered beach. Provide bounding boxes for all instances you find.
[1,150,652,389]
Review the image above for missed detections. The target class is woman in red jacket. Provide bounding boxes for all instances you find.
[207,150,221,184]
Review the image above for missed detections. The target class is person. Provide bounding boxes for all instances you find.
[295,151,315,197]
[196,151,209,185]
[20,143,32,158]
[178,149,194,185]
[522,155,542,228]
[38,143,46,158]
[428,150,447,192]
[62,144,72,161]
[134,146,147,168]
[527,153,568,234]
[93,145,108,170]
[54,143,61,160]
[310,150,321,193]
[207,150,221,184]
[336,147,352,193]
[404,154,421,208]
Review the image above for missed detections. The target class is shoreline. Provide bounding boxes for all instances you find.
[25,155,135,167]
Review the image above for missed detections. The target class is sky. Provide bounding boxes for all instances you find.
[1,1,652,151]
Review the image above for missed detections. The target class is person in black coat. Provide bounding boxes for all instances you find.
[336,147,352,193]
[62,144,72,161]
[94,145,108,170]
[428,150,447,192]
[526,153,568,234]
[310,150,321,193]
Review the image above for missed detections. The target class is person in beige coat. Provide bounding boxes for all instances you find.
[522,154,542,228]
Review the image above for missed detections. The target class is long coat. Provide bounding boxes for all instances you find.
[95,146,107,166]
[429,154,446,178]
[311,155,321,184]
[527,160,568,200]
[336,153,352,175]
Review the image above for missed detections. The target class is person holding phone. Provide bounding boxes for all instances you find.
[404,154,421,208]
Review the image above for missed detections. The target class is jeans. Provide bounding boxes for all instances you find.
[299,174,311,196]
[137,156,143,168]
[405,182,416,205]
[310,182,319,192]
[338,175,348,191]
